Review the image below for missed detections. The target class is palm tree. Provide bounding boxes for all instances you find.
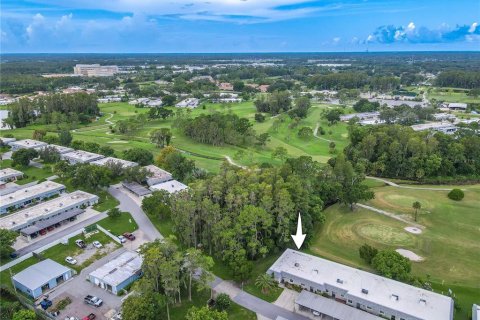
[255,273,276,294]
[412,201,422,222]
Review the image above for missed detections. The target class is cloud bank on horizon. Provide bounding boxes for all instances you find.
[1,0,479,52]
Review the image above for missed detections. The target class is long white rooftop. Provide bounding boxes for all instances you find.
[89,251,142,286]
[10,139,47,149]
[0,190,98,230]
[150,180,188,194]
[45,144,74,154]
[0,181,65,209]
[62,150,104,163]
[90,157,138,168]
[144,164,173,186]
[0,168,23,181]
[268,249,453,320]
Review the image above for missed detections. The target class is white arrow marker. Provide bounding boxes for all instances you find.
[291,212,306,249]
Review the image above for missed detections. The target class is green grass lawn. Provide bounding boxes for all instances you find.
[2,101,350,174]
[308,182,480,320]
[427,87,480,104]
[97,212,138,235]
[0,160,55,184]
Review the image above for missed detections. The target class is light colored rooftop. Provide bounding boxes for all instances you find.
[13,259,71,290]
[89,251,142,286]
[144,165,173,185]
[411,122,457,131]
[62,150,104,162]
[473,304,480,320]
[0,190,98,230]
[0,168,23,181]
[90,157,138,168]
[10,139,47,149]
[150,180,188,194]
[45,144,74,154]
[0,181,65,209]
[268,249,453,320]
[448,102,467,108]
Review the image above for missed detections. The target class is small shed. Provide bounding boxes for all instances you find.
[12,259,73,298]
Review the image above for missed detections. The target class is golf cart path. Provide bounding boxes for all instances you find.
[366,176,453,191]
[356,203,424,229]
[313,123,334,142]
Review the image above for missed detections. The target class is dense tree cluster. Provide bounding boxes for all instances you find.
[308,73,400,92]
[254,91,292,115]
[177,113,255,146]
[353,99,380,112]
[6,93,99,128]
[345,125,480,180]
[435,71,480,89]
[378,105,434,125]
[155,146,196,181]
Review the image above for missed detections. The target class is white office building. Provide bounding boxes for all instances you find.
[73,64,119,77]
[176,98,200,108]
[410,122,457,134]
[149,180,188,194]
[267,249,454,320]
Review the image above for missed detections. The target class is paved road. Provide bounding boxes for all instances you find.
[212,279,310,320]
[16,212,108,256]
[108,185,162,241]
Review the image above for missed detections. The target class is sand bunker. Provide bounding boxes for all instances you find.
[396,249,424,262]
[404,226,422,234]
[107,140,128,144]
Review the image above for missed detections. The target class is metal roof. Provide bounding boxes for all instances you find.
[20,208,84,235]
[295,290,382,320]
[122,181,152,196]
[13,259,72,290]
[269,249,453,320]
[89,251,142,287]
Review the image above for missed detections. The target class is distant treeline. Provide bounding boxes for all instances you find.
[307,73,400,91]
[345,125,480,181]
[176,113,255,146]
[5,93,99,128]
[435,71,480,89]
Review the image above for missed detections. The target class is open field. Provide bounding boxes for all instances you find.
[1,101,350,173]
[308,183,480,320]
[427,87,480,104]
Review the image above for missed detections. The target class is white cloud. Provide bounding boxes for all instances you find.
[407,21,415,31]
[469,22,478,33]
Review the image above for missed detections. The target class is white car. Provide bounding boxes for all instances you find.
[92,241,103,248]
[118,235,126,243]
[65,256,77,265]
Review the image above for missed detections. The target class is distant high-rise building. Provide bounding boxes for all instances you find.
[73,64,118,77]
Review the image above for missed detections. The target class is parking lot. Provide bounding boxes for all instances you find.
[46,248,127,320]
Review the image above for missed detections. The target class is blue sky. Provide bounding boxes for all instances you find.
[1,0,479,53]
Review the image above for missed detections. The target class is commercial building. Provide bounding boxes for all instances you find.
[9,139,47,151]
[410,122,457,134]
[144,165,173,186]
[13,259,73,299]
[88,251,142,295]
[267,249,453,320]
[340,112,380,122]
[90,157,138,169]
[0,181,66,214]
[61,150,105,164]
[0,190,99,239]
[150,180,188,194]
[0,168,23,183]
[447,103,467,111]
[73,64,119,77]
[176,98,200,108]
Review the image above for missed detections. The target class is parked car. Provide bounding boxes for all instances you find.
[75,239,86,248]
[84,295,103,307]
[9,252,18,259]
[123,232,135,241]
[40,298,53,310]
[92,241,103,248]
[82,314,96,320]
[65,256,77,265]
[118,235,126,243]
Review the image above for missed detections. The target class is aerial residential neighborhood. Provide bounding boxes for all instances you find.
[0,1,479,320]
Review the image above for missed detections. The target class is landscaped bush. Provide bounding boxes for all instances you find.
[448,188,465,201]
[215,293,231,311]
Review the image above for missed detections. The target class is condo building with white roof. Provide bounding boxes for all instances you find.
[0,190,98,239]
[0,181,66,214]
[149,180,188,194]
[267,249,453,320]
[44,144,74,154]
[90,157,138,169]
[9,139,47,151]
[61,150,104,164]
[144,165,173,186]
[0,168,23,183]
